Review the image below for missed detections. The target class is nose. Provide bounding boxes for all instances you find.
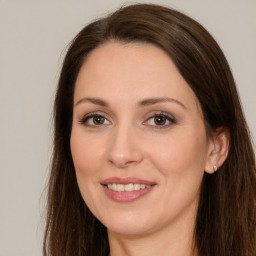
[107,123,144,168]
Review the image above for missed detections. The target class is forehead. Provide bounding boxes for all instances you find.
[74,42,201,112]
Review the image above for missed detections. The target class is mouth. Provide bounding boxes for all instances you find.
[100,177,157,202]
[105,183,153,192]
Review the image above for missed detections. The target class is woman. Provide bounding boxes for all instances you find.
[43,4,256,256]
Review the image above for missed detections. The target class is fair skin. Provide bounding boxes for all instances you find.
[70,42,229,256]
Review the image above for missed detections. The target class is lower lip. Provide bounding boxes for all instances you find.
[102,185,154,202]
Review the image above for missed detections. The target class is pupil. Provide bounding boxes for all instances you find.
[93,116,104,124]
[154,116,166,125]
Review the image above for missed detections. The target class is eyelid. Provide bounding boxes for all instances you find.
[79,111,111,126]
[143,111,176,128]
[78,110,176,128]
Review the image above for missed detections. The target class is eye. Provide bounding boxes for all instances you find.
[79,113,111,126]
[145,113,175,128]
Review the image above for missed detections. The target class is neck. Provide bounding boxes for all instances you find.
[108,211,198,256]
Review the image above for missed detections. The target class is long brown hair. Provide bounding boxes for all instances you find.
[44,4,256,256]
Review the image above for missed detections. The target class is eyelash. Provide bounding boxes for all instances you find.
[145,112,176,129]
[79,111,176,128]
[79,112,110,127]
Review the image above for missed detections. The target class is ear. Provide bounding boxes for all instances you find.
[204,127,230,174]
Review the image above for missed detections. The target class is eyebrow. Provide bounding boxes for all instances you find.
[138,97,187,109]
[75,97,109,107]
[74,97,186,109]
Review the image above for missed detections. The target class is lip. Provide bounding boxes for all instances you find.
[100,177,157,203]
[101,177,156,186]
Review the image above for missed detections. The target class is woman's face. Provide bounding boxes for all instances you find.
[71,42,213,236]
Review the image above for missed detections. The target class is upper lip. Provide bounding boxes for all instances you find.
[100,177,156,186]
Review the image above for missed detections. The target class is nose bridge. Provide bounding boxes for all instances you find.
[107,119,143,167]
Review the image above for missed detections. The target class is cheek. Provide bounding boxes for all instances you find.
[70,129,105,212]
[70,129,104,176]
[146,127,208,217]
[146,126,208,177]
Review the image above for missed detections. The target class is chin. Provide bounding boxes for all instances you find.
[107,223,152,237]
[99,211,160,237]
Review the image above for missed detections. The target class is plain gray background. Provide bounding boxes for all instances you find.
[0,0,255,255]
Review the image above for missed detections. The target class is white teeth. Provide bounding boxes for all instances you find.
[124,184,133,192]
[134,184,140,191]
[116,184,124,191]
[107,183,152,192]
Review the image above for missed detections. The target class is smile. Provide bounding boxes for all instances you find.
[101,177,156,202]
[107,183,152,192]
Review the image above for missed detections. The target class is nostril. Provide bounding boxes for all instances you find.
[108,158,138,168]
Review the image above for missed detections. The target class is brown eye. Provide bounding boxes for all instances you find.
[154,116,167,125]
[145,113,175,128]
[80,114,111,126]
[93,116,105,125]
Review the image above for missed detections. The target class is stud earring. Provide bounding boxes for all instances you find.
[213,165,218,172]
